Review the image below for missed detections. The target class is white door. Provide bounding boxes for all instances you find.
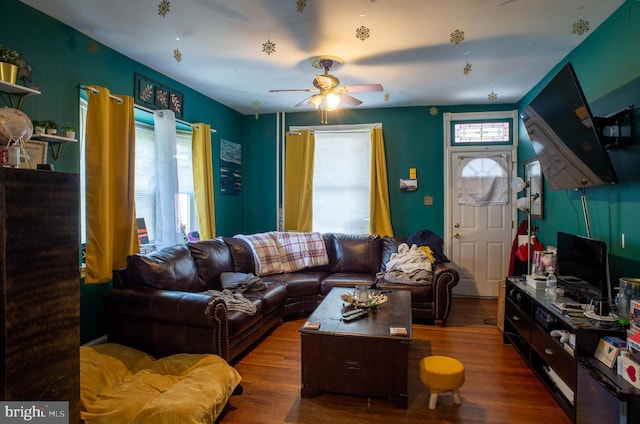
[449,151,513,297]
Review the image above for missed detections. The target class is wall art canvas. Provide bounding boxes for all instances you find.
[220,139,241,195]
[134,72,184,119]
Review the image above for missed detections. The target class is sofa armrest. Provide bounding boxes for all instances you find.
[104,288,231,360]
[432,263,460,326]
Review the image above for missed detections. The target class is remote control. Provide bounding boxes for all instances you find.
[342,308,365,318]
[343,309,368,322]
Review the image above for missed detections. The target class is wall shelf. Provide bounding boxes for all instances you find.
[0,80,41,109]
[31,133,78,161]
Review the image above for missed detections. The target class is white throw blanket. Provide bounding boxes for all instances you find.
[383,243,432,285]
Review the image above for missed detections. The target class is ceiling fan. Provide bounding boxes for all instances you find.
[269,55,383,123]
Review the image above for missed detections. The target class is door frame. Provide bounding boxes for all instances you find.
[443,110,520,277]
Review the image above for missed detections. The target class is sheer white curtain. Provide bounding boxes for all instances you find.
[153,110,182,248]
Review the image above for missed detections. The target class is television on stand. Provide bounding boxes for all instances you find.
[556,231,610,303]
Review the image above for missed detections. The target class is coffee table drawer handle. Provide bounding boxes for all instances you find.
[344,360,361,370]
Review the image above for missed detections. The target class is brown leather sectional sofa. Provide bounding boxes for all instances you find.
[105,233,459,363]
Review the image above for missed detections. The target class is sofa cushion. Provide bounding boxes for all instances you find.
[376,279,434,301]
[223,237,255,273]
[243,282,287,315]
[265,271,329,297]
[320,272,377,295]
[226,302,265,339]
[329,233,382,274]
[188,238,235,291]
[380,236,401,272]
[126,245,200,291]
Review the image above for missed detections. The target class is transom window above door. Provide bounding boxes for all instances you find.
[452,121,511,144]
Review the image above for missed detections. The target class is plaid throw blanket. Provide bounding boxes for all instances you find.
[235,232,284,276]
[235,232,329,276]
[275,232,328,273]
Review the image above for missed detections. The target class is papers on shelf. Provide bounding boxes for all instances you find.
[551,302,586,312]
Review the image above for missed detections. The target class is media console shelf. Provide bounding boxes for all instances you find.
[503,277,639,423]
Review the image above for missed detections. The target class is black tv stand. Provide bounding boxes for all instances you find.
[503,277,638,423]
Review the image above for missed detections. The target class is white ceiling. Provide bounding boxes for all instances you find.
[21,0,626,115]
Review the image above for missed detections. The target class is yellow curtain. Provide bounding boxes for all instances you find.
[85,86,138,284]
[284,130,315,232]
[192,123,216,240]
[370,128,394,237]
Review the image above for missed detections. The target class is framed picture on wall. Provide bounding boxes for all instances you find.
[523,157,543,219]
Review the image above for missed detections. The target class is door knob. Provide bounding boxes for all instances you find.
[454,233,461,238]
[454,223,460,228]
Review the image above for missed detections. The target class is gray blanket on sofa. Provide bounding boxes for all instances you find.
[202,289,258,315]
[220,272,266,293]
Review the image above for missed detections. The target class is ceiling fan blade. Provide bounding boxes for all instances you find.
[340,93,363,107]
[269,88,317,93]
[341,83,383,93]
[295,95,314,107]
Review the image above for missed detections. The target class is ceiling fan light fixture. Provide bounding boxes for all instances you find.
[309,94,323,109]
[325,93,341,111]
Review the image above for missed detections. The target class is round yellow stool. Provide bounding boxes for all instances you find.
[419,355,465,409]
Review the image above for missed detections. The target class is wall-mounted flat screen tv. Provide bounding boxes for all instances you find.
[521,62,618,191]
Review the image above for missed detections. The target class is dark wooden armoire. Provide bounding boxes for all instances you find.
[0,167,80,422]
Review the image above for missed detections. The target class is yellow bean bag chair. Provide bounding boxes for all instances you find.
[80,343,241,424]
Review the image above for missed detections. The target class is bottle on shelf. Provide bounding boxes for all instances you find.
[7,138,20,168]
[545,271,558,300]
[618,350,630,376]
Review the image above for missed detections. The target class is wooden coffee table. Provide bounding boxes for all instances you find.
[299,287,413,408]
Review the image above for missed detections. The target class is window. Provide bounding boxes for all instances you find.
[452,121,510,144]
[79,99,197,249]
[312,131,371,234]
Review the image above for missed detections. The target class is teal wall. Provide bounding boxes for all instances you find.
[242,104,513,238]
[517,1,640,288]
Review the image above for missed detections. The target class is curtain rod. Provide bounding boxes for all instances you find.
[80,85,216,133]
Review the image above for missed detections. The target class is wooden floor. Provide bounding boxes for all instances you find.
[217,297,572,424]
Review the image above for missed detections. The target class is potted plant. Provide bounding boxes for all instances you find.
[0,44,21,84]
[61,122,75,139]
[44,119,58,135]
[31,120,45,135]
